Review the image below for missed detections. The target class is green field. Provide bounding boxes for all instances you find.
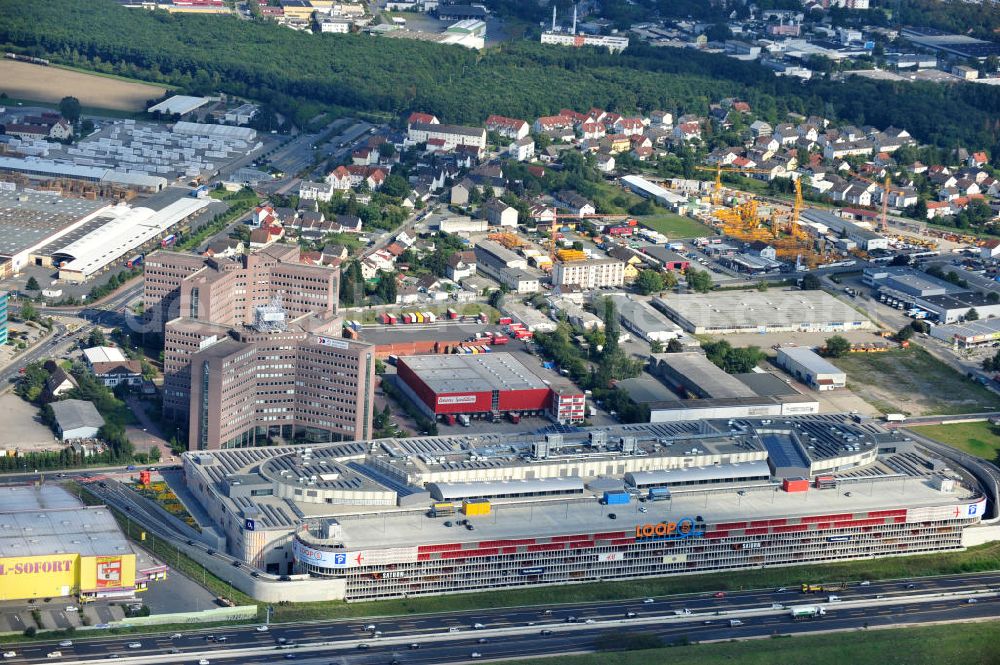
[911,421,1000,461]
[637,214,713,239]
[830,347,1000,416]
[503,621,1000,665]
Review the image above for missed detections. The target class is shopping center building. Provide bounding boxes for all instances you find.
[0,485,141,602]
[182,415,996,601]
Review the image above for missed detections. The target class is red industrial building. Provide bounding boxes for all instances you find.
[396,353,585,424]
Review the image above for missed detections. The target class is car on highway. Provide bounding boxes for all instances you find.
[608,513,617,519]
[626,612,637,618]
[713,592,726,598]
[775,587,787,592]
[127,642,142,649]
[58,640,73,647]
[409,643,421,650]
[357,644,370,650]
[471,653,482,659]
[643,598,655,604]
[477,638,488,644]
[472,623,485,629]
[256,625,269,632]
[967,598,979,604]
[3,651,17,659]
[199,660,211,665]
[47,652,62,659]
[860,580,871,586]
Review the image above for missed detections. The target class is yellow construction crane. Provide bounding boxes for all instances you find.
[696,164,777,206]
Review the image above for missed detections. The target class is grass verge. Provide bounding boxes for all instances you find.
[830,347,1000,416]
[637,214,712,239]
[910,421,1000,461]
[501,620,1000,665]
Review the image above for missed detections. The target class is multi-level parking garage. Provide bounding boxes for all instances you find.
[181,415,996,601]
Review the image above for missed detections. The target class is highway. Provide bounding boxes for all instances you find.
[4,573,1000,664]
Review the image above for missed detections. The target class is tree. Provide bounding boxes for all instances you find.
[25,276,40,291]
[685,268,713,293]
[59,96,81,124]
[649,340,664,353]
[703,23,733,42]
[381,174,410,199]
[634,269,666,295]
[488,288,506,310]
[375,272,397,304]
[989,291,1000,304]
[895,325,914,342]
[666,339,684,353]
[800,273,822,290]
[966,308,980,321]
[823,335,852,358]
[149,446,161,462]
[19,301,37,322]
[88,328,106,348]
[890,254,911,267]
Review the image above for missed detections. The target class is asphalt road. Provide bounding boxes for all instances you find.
[5,573,1000,664]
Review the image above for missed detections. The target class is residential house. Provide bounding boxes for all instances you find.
[446,250,477,280]
[580,121,606,140]
[595,153,616,173]
[673,122,701,142]
[299,180,334,202]
[43,366,78,399]
[533,114,574,133]
[451,179,473,205]
[528,203,557,224]
[483,200,518,227]
[750,120,772,137]
[969,151,989,168]
[649,110,672,126]
[485,115,530,140]
[83,346,143,388]
[326,165,353,190]
[407,112,439,127]
[509,136,535,162]
[555,190,596,217]
[614,117,646,136]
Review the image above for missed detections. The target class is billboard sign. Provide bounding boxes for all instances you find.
[905,498,987,523]
[292,539,418,569]
[634,518,705,541]
[244,519,256,532]
[596,552,626,563]
[438,395,478,405]
[317,336,349,350]
[95,557,122,588]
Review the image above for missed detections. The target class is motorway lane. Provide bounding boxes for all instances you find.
[10,570,1000,663]
[26,595,1000,664]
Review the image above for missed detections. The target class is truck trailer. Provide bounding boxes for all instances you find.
[789,605,826,620]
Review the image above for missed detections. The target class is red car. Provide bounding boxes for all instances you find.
[713,592,726,598]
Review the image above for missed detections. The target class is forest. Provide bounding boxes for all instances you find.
[0,0,998,154]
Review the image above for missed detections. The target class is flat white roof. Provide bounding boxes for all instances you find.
[57,197,209,278]
[83,346,128,364]
[621,174,687,205]
[148,95,211,115]
[777,346,845,377]
[172,121,257,142]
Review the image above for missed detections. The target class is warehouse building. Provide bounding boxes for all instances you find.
[180,415,995,601]
[801,208,889,251]
[652,291,873,334]
[0,485,138,602]
[608,295,682,343]
[930,319,1000,349]
[619,174,687,211]
[49,400,105,440]
[776,346,846,391]
[0,189,110,274]
[0,156,167,192]
[396,353,585,423]
[54,197,210,282]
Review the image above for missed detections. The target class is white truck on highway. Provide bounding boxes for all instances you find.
[884,413,906,423]
[789,605,827,620]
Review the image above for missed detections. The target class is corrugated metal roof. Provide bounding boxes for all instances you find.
[625,460,772,487]
[428,477,585,500]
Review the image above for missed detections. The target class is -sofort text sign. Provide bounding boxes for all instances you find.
[634,518,705,540]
